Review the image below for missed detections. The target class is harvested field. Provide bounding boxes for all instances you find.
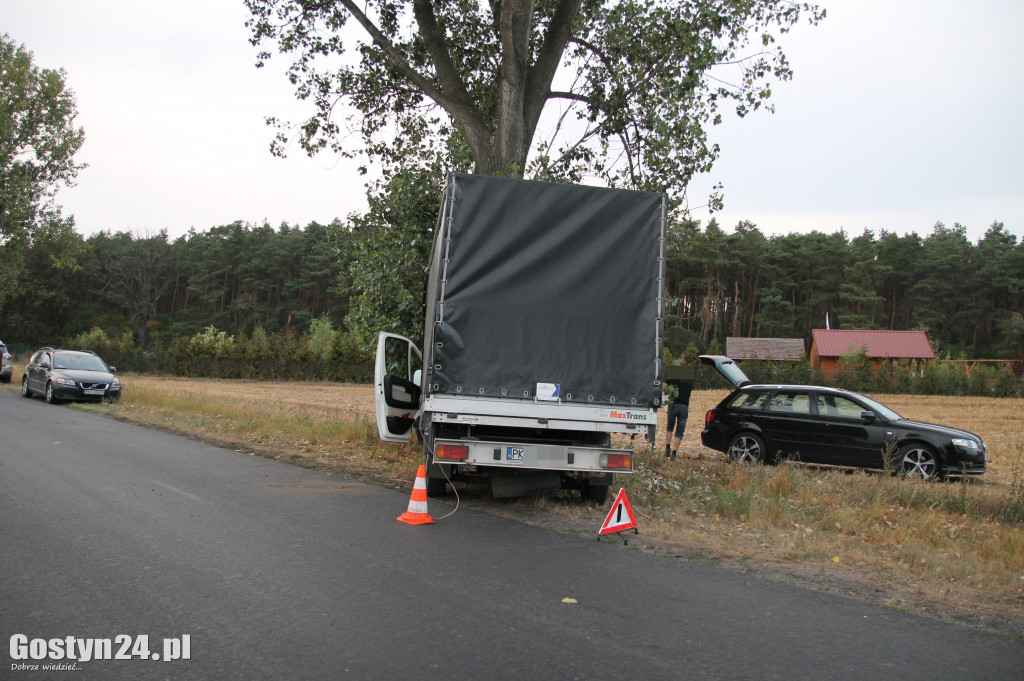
[106,377,1024,486]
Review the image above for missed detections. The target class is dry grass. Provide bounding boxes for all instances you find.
[5,372,1024,636]
[98,375,421,485]
[611,389,1024,636]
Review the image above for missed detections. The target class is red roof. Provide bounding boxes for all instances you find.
[810,330,935,360]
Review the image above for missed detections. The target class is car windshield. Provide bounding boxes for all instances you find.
[855,394,903,421]
[54,353,109,372]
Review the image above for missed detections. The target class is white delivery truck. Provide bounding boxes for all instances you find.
[375,173,667,502]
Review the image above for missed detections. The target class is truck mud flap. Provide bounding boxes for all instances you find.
[491,471,563,499]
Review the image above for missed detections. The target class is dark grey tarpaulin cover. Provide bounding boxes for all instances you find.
[427,173,665,407]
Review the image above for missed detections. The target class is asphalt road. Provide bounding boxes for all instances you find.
[2,389,1022,681]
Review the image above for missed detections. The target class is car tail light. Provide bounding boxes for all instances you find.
[436,444,469,460]
[705,409,716,425]
[600,453,632,469]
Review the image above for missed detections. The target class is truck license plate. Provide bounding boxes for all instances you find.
[506,447,525,462]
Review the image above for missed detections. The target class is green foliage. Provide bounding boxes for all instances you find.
[665,325,702,358]
[0,35,86,312]
[307,315,336,363]
[245,0,824,201]
[68,327,135,355]
[247,326,273,358]
[65,326,155,373]
[0,217,86,341]
[87,230,176,345]
[330,331,374,383]
[994,366,1021,398]
[189,326,237,357]
[682,342,700,367]
[911,362,968,396]
[345,167,442,349]
[833,345,874,392]
[967,365,992,397]
[690,355,1022,398]
[732,358,812,386]
[154,323,371,382]
[664,220,1024,361]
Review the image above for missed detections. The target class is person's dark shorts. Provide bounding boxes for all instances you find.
[667,403,688,438]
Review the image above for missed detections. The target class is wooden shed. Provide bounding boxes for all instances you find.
[726,337,805,361]
[809,329,935,376]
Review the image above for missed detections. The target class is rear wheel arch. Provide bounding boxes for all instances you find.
[727,431,767,465]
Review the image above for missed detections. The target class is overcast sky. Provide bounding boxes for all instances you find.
[5,0,1023,243]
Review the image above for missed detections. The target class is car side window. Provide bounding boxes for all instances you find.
[729,391,770,409]
[815,394,866,418]
[767,390,810,414]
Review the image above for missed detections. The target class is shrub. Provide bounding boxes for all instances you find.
[330,331,373,383]
[967,365,993,397]
[307,315,336,364]
[190,326,236,357]
[993,366,1021,398]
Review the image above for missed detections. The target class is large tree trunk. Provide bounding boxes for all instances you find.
[408,0,583,177]
[497,0,534,173]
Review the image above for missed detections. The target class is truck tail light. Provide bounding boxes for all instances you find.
[436,444,469,461]
[600,453,632,469]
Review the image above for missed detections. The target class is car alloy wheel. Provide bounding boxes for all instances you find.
[45,382,57,404]
[21,375,31,398]
[727,433,765,464]
[898,444,938,480]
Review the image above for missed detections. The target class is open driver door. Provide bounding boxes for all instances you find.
[374,332,423,443]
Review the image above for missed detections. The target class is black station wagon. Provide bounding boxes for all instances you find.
[699,355,986,480]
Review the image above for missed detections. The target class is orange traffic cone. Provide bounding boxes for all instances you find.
[397,465,436,525]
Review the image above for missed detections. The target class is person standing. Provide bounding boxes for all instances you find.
[664,378,693,460]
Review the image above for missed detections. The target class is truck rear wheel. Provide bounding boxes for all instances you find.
[580,480,610,504]
[425,476,448,497]
[423,448,449,497]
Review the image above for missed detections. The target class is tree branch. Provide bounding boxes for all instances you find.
[548,90,591,104]
[523,0,584,144]
[411,0,476,111]
[337,0,483,129]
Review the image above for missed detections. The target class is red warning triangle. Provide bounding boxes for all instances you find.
[599,488,638,535]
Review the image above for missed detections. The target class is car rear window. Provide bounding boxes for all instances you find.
[766,390,811,414]
[729,391,770,409]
